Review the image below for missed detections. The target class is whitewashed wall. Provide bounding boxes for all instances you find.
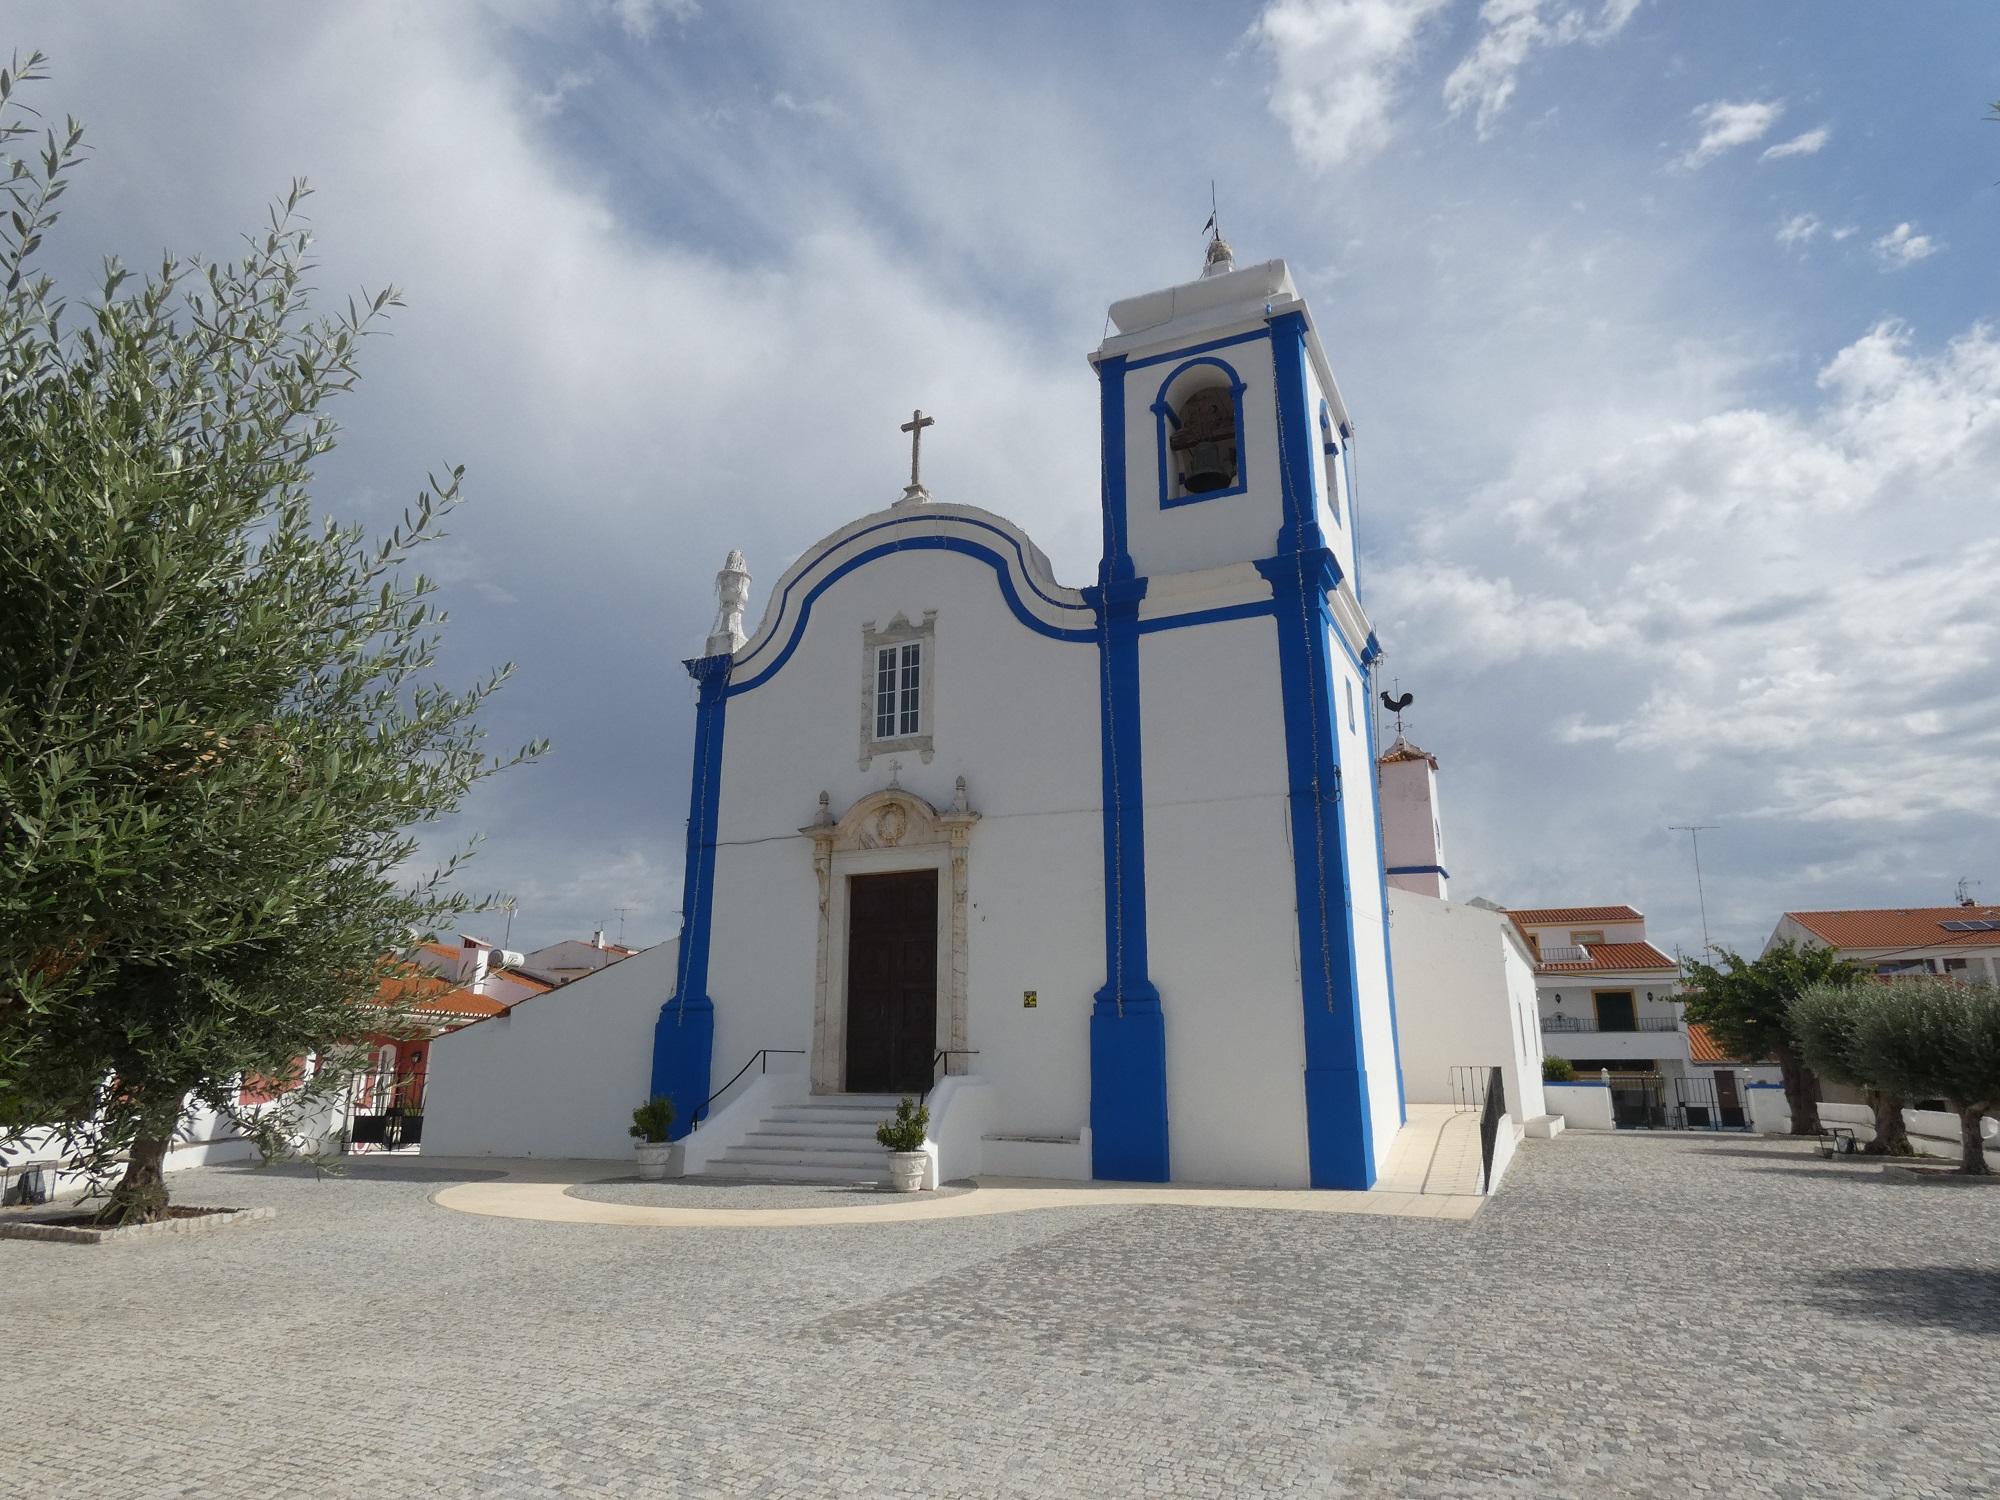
[1386,889,1546,1125]
[423,939,677,1159]
[707,529,1104,1144]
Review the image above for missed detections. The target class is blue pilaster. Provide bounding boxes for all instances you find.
[1268,310,1327,559]
[651,652,728,1140]
[1086,350,1170,1182]
[1258,574,1375,1180]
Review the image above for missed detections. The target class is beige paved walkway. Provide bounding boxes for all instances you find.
[431,1115,1488,1229]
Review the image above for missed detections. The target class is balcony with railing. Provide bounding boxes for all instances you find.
[1537,944,1592,964]
[1540,1015,1682,1034]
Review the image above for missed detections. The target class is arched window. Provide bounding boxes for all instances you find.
[1153,358,1247,508]
[1319,402,1343,527]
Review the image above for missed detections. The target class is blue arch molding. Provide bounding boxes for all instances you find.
[1152,356,1250,511]
[728,531,1096,698]
[1088,348,1169,1182]
[651,652,728,1140]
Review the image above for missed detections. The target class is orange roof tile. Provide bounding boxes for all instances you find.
[1785,908,2000,951]
[1507,905,1645,927]
[1685,1022,1754,1064]
[1535,941,1679,974]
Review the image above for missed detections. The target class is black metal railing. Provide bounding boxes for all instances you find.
[1448,1064,1491,1113]
[1478,1065,1505,1193]
[921,1050,980,1104]
[1540,1015,1680,1034]
[346,1068,427,1152]
[688,1049,806,1130]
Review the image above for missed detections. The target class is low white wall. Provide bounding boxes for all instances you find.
[1387,890,1546,1125]
[423,940,678,1159]
[1747,1083,1792,1134]
[982,1132,1092,1180]
[1543,1082,1614,1131]
[922,1074,993,1188]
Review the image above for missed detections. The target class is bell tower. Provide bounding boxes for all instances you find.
[1081,244,1400,1191]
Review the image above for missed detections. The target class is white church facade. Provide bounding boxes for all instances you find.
[427,244,1547,1190]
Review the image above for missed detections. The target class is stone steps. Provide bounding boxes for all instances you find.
[707,1094,912,1185]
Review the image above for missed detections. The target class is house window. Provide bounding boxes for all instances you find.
[860,612,935,769]
[1345,677,1355,732]
[1571,929,1606,947]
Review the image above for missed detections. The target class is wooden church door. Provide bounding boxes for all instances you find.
[844,870,939,1094]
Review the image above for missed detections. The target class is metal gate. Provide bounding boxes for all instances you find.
[1608,1071,1666,1129]
[346,1063,426,1152]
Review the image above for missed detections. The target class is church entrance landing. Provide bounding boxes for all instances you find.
[844,870,938,1094]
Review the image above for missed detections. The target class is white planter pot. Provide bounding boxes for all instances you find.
[633,1141,682,1181]
[888,1151,928,1193]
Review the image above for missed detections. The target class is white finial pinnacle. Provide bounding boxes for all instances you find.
[706,549,752,657]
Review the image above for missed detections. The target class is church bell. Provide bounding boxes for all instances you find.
[1169,386,1238,494]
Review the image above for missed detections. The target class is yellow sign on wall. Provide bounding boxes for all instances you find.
[1022,990,1038,1008]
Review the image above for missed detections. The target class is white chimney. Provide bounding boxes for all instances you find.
[593,929,606,949]
[1378,737,1449,901]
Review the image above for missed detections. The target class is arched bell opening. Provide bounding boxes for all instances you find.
[1153,357,1247,506]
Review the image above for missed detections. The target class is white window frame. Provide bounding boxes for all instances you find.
[859,611,936,769]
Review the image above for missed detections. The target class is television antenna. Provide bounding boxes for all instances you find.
[1956,877,1983,908]
[1670,825,1719,951]
[614,906,634,945]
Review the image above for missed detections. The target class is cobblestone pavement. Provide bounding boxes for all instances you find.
[572,1178,978,1209]
[5,1134,1999,1498]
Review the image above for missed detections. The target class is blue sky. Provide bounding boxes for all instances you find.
[15,0,1998,957]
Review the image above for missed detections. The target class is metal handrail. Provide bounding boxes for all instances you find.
[921,1049,980,1104]
[690,1049,806,1130]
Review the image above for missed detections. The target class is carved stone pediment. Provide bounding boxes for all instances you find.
[801,783,979,854]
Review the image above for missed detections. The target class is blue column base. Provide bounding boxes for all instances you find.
[649,995,715,1142]
[1090,1002,1170,1182]
[1303,1066,1376,1189]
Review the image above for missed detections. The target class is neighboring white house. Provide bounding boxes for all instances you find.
[1768,905,2000,987]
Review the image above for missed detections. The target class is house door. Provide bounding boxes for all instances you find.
[845,870,939,1094]
[1594,991,1637,1032]
[1714,1069,1745,1128]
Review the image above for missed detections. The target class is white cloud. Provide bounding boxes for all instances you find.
[1253,0,1452,170]
[605,0,699,42]
[1678,99,1782,169]
[1443,0,1640,138]
[1776,213,1820,247]
[1874,221,1939,269]
[1376,320,2000,841]
[1761,126,1829,160]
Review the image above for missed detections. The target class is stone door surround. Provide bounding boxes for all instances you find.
[803,780,978,1095]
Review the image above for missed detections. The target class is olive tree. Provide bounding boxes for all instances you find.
[0,59,540,1222]
[1846,978,2000,1175]
[1791,982,1911,1155]
[1680,941,1864,1136]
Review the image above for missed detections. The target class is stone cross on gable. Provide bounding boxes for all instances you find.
[896,409,935,507]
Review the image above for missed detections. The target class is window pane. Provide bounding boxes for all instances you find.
[900,643,921,735]
[875,648,896,739]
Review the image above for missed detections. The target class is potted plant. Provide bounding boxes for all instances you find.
[876,1098,931,1192]
[630,1096,680,1180]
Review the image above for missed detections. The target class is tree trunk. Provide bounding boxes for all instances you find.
[98,1133,172,1225]
[1955,1106,1991,1176]
[1779,1051,1821,1136]
[1862,1090,1910,1156]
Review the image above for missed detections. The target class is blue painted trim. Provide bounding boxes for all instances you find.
[1123,325,1271,371]
[651,653,728,1141]
[1386,865,1452,878]
[1152,357,1249,511]
[1256,548,1374,1189]
[1087,348,1168,1182]
[1134,599,1276,635]
[1268,311,1326,558]
[742,513,1089,681]
[728,536,1097,699]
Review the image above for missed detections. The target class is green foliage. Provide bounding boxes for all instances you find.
[1791,983,1875,1091]
[0,60,541,1221]
[1849,980,2000,1111]
[630,1096,676,1145]
[875,1097,930,1153]
[1679,941,1865,1066]
[1541,1055,1576,1083]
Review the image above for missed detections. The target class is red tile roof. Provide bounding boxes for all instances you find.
[1785,908,2000,950]
[1507,905,1645,927]
[1684,1022,1766,1064]
[1535,941,1680,974]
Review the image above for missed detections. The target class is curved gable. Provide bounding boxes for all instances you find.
[727,504,1096,697]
